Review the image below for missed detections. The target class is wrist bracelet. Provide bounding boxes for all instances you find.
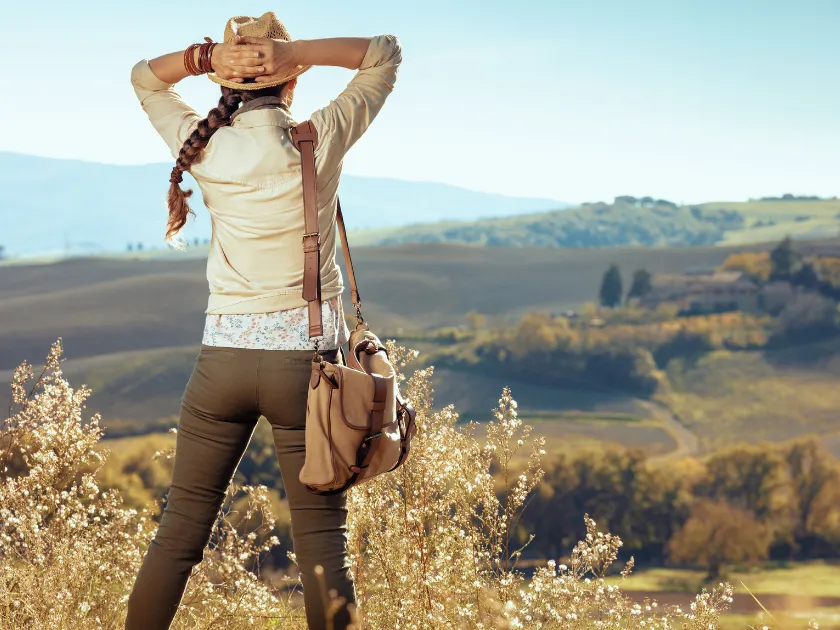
[184,38,217,76]
[201,37,216,73]
[184,43,201,75]
[198,43,208,74]
[198,43,207,73]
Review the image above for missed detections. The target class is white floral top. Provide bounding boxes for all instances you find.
[202,295,350,351]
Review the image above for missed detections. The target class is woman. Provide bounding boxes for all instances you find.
[124,12,401,630]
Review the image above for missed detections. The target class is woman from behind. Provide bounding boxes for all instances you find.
[124,12,401,630]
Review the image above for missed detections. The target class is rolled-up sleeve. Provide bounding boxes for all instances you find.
[310,34,402,171]
[131,60,201,159]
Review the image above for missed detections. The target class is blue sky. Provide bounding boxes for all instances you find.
[1,0,837,204]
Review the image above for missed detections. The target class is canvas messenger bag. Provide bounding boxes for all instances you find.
[289,121,417,496]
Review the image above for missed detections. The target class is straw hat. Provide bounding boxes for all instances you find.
[207,12,312,90]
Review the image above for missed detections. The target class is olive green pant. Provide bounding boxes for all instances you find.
[125,345,355,630]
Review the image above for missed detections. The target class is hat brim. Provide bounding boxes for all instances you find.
[207,63,312,90]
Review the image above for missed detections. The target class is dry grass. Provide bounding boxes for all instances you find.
[0,340,746,629]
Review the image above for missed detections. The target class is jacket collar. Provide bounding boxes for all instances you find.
[229,95,296,129]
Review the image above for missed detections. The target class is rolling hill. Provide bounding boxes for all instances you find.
[0,152,566,259]
[349,196,840,248]
[2,240,839,455]
[2,238,821,371]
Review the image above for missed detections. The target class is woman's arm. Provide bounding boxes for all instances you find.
[223,37,373,83]
[293,37,373,70]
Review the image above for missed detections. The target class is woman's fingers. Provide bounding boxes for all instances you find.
[227,56,264,68]
[229,43,270,55]
[231,66,265,77]
[227,48,264,59]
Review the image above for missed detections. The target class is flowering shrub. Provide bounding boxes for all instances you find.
[0,340,303,629]
[0,340,739,628]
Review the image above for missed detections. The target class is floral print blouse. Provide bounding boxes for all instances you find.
[202,295,350,351]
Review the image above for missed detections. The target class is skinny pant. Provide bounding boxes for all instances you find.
[125,345,355,630]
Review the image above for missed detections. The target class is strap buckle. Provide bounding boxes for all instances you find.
[303,232,320,253]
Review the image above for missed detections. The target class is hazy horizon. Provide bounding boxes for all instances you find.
[0,0,837,205]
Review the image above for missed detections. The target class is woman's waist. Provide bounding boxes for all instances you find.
[205,254,343,293]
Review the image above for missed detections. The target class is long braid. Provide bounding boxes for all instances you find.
[165,83,290,243]
[165,91,243,241]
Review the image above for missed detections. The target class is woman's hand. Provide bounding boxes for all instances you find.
[240,36,301,84]
[210,37,255,83]
[211,36,300,84]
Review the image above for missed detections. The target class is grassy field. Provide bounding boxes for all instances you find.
[613,561,840,597]
[347,198,840,248]
[702,199,840,245]
[662,337,840,455]
[607,562,840,630]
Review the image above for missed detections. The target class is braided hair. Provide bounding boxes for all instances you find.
[166,83,288,242]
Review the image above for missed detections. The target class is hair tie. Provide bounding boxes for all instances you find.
[170,168,184,185]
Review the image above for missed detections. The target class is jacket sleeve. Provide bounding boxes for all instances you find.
[309,34,402,175]
[130,60,202,160]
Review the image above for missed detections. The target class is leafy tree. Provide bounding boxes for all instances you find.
[792,262,820,290]
[759,281,797,316]
[508,312,560,359]
[668,500,770,581]
[693,443,793,532]
[652,329,714,368]
[769,236,801,282]
[521,447,687,563]
[626,269,653,301]
[464,311,488,332]
[0,244,5,260]
[721,252,772,282]
[599,264,623,308]
[782,439,840,555]
[776,292,839,343]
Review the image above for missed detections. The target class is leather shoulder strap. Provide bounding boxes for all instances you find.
[290,121,361,339]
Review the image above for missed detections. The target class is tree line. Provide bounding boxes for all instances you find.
[517,436,840,580]
[103,426,840,580]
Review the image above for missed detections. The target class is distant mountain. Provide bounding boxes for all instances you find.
[350,195,840,248]
[0,152,567,258]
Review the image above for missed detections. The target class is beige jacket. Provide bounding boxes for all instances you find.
[131,34,401,314]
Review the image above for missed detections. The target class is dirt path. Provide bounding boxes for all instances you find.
[639,400,700,463]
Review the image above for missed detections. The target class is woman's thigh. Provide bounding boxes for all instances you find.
[159,346,261,547]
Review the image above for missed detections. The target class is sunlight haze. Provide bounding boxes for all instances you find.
[0,0,836,203]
